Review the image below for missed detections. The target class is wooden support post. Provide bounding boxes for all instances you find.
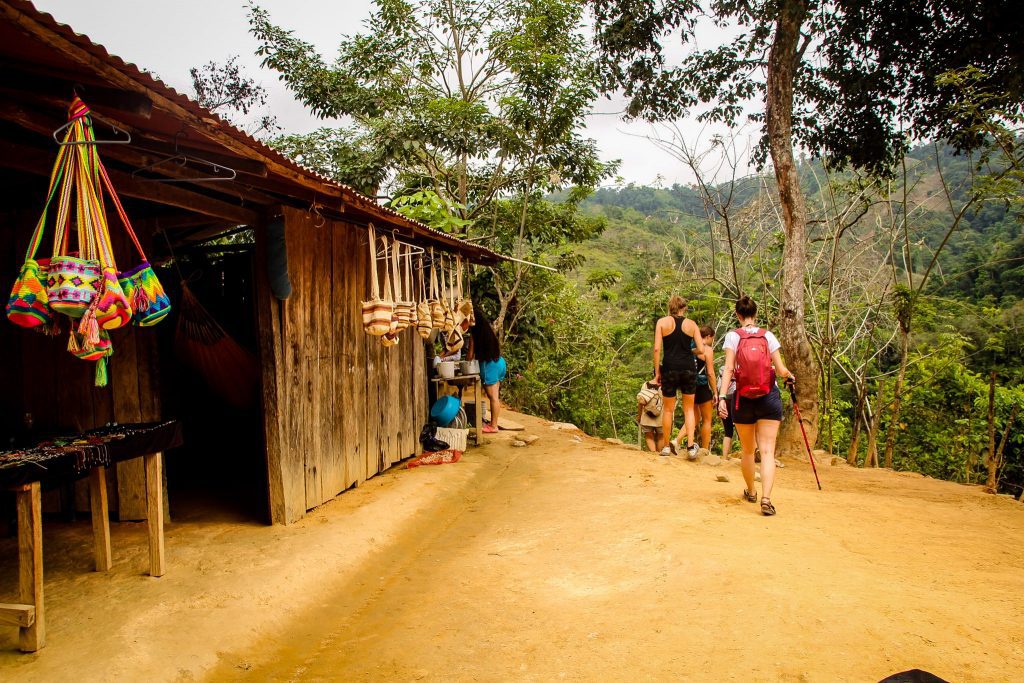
[15,482,44,651]
[474,377,484,444]
[0,603,35,628]
[89,467,112,572]
[144,453,165,577]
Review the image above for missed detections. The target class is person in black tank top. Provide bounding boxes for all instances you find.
[653,295,707,457]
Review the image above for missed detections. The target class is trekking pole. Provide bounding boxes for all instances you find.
[787,381,822,490]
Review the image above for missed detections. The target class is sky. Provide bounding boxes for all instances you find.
[31,0,745,187]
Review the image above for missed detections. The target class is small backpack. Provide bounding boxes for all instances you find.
[639,383,663,418]
[733,327,774,407]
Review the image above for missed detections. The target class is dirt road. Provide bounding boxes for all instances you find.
[214,414,1023,682]
[3,411,1022,681]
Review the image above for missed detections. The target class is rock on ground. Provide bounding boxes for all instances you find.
[512,440,527,448]
[550,422,579,431]
[605,438,625,445]
[522,435,540,445]
[716,474,730,482]
[701,452,721,466]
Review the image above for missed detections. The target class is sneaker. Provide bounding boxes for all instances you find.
[660,446,672,456]
[686,444,699,461]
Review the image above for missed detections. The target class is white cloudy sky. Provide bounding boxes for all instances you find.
[33,0,747,186]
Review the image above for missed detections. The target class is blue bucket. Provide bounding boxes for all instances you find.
[430,395,461,427]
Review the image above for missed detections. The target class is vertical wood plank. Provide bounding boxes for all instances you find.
[279,208,313,521]
[144,452,165,577]
[254,218,289,524]
[89,467,112,572]
[112,330,147,520]
[341,223,365,488]
[16,482,44,651]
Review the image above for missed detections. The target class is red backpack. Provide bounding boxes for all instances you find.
[734,327,775,408]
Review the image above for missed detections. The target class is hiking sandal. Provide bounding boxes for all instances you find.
[743,489,758,503]
[760,498,776,516]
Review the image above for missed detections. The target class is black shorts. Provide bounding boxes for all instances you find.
[695,383,714,405]
[660,366,696,397]
[722,393,735,438]
[733,386,783,425]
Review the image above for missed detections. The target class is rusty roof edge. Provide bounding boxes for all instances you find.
[6,0,505,265]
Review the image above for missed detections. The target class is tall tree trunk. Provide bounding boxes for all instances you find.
[985,371,997,491]
[882,325,909,467]
[766,0,819,456]
[865,382,885,468]
[989,404,1018,494]
[847,374,868,465]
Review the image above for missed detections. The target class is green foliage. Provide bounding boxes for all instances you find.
[592,1,1024,174]
[270,127,387,195]
[190,55,278,137]
[251,0,612,214]
[390,190,472,232]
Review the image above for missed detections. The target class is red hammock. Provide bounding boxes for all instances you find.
[174,284,259,410]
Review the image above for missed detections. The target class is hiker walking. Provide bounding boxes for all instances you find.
[468,304,506,434]
[636,378,664,452]
[674,325,717,453]
[717,296,795,516]
[653,295,706,458]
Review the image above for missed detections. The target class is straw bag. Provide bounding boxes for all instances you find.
[416,256,432,340]
[428,249,444,329]
[440,256,455,333]
[392,242,414,332]
[361,224,393,336]
[381,236,400,348]
[455,255,474,326]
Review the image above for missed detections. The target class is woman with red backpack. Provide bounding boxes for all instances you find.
[717,296,795,516]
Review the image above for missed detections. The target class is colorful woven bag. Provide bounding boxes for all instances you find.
[6,258,52,329]
[91,159,170,327]
[7,141,74,328]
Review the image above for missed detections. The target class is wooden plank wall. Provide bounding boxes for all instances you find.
[0,209,162,520]
[256,207,427,524]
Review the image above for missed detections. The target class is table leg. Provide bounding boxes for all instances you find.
[144,453,165,577]
[475,378,484,443]
[16,482,44,652]
[89,467,112,572]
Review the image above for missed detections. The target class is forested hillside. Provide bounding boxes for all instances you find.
[500,144,1023,498]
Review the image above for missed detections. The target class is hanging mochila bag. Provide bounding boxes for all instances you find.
[6,140,72,329]
[381,237,400,348]
[456,255,474,325]
[392,241,413,332]
[416,256,432,340]
[404,246,418,331]
[443,256,464,353]
[440,256,456,334]
[361,224,393,336]
[428,249,444,329]
[93,158,170,327]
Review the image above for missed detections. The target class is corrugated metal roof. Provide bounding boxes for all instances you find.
[1,0,502,264]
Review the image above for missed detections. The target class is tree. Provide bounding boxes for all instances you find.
[250,0,613,336]
[190,56,278,137]
[249,0,609,213]
[590,0,1024,454]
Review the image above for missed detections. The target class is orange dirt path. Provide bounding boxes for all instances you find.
[2,411,1022,681]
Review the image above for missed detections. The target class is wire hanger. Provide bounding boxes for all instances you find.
[53,116,131,146]
[374,229,426,260]
[131,132,236,183]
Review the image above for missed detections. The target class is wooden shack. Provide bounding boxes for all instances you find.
[0,0,500,524]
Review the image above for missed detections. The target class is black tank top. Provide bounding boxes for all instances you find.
[662,316,696,372]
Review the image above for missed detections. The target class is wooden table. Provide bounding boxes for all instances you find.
[0,422,180,652]
[431,373,484,445]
